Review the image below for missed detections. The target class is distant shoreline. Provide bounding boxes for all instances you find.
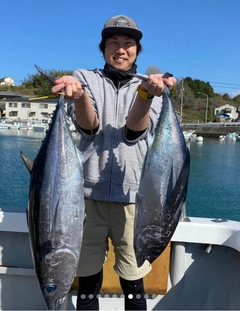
[181,122,240,137]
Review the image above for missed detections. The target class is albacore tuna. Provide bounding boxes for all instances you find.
[21,66,85,310]
[134,86,190,267]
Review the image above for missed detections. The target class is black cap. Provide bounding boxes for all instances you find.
[101,15,143,40]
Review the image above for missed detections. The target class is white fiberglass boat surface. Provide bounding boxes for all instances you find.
[0,210,240,310]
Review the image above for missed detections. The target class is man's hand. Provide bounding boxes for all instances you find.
[52,76,85,100]
[140,73,177,97]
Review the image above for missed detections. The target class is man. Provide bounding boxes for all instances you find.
[52,15,176,311]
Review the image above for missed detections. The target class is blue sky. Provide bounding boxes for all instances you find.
[1,0,240,97]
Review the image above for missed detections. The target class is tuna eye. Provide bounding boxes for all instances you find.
[44,285,57,295]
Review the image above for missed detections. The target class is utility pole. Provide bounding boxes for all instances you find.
[211,98,214,122]
[180,79,184,122]
[197,92,209,123]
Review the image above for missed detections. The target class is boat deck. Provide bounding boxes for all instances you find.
[1,210,240,310]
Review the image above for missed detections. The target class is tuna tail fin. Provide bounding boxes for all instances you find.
[20,151,34,174]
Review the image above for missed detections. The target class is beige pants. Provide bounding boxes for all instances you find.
[76,198,151,280]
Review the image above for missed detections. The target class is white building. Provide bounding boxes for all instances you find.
[3,97,57,121]
[214,104,239,122]
[0,77,15,86]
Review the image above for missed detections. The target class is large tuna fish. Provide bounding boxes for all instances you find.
[134,86,190,267]
[20,68,85,310]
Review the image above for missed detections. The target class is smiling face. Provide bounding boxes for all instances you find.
[104,34,137,71]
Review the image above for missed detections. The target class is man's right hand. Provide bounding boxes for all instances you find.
[52,76,85,100]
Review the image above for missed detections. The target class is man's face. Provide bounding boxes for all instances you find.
[104,34,137,71]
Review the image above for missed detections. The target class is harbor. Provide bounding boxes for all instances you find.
[1,1,240,309]
[181,122,240,137]
[0,129,240,220]
[1,120,240,310]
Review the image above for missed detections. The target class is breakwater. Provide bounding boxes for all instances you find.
[181,122,240,137]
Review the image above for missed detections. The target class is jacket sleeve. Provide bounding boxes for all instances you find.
[123,95,163,143]
[67,70,100,139]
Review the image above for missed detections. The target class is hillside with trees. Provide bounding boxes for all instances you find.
[0,67,239,123]
[146,65,240,123]
[172,77,239,123]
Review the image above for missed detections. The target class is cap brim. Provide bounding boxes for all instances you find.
[101,27,143,40]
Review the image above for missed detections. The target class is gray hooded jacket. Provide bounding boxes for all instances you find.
[69,68,162,203]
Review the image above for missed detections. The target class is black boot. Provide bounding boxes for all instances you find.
[120,277,147,310]
[76,270,103,310]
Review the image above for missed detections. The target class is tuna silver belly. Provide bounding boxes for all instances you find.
[134,86,190,267]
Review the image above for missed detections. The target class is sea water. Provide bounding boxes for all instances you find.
[0,130,240,221]
[186,137,240,221]
[0,130,45,211]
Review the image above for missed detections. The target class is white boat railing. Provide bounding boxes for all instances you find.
[1,209,240,310]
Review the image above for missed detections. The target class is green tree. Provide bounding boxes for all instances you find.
[233,94,240,103]
[184,77,214,98]
[145,66,161,75]
[223,93,231,101]
[22,69,73,96]
[1,67,237,123]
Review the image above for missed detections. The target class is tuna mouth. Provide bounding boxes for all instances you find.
[43,284,65,310]
[136,246,162,267]
[135,252,145,267]
[134,226,167,266]
[148,247,162,263]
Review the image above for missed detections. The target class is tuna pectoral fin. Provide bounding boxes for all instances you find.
[20,151,34,174]
[50,197,64,249]
[166,149,190,215]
